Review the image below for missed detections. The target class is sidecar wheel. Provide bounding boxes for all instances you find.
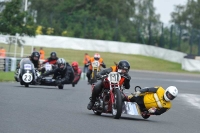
[58,85,63,89]
[112,89,122,119]
[93,110,102,115]
[141,113,150,119]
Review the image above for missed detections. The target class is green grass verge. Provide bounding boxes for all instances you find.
[0,43,200,82]
[0,71,15,82]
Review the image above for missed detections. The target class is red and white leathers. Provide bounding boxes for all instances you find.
[72,61,82,85]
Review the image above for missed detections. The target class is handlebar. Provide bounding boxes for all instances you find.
[96,74,108,80]
[134,86,141,92]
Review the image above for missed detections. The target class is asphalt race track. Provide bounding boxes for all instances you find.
[1,70,200,133]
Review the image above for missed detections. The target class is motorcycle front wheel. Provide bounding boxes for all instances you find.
[91,69,97,84]
[112,89,122,119]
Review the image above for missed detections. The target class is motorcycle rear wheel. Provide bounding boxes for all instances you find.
[112,89,122,119]
[58,85,63,89]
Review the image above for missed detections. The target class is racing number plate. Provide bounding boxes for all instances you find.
[92,61,100,68]
[107,72,121,83]
[22,73,33,83]
[45,64,52,71]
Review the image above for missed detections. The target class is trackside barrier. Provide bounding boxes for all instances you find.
[0,57,12,71]
[0,57,22,72]
[0,58,4,71]
[1,57,46,72]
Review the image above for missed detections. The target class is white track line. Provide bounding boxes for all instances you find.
[132,77,200,83]
[179,94,200,110]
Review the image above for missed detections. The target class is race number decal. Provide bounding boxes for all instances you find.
[45,64,52,71]
[22,73,33,83]
[24,64,32,70]
[92,61,100,67]
[108,72,121,83]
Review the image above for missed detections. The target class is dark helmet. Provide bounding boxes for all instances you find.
[31,51,40,61]
[50,52,57,59]
[117,60,130,73]
[57,58,66,71]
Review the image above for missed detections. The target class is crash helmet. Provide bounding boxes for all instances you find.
[71,61,79,71]
[31,51,40,61]
[94,53,100,60]
[57,58,66,71]
[50,52,57,59]
[164,86,178,101]
[117,60,130,74]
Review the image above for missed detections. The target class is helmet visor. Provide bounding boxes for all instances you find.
[58,63,65,69]
[118,69,128,74]
[72,66,78,70]
[94,57,99,60]
[166,91,175,100]
[51,55,56,59]
[33,56,39,60]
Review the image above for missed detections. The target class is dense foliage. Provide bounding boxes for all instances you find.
[1,0,200,55]
[29,0,160,44]
[0,0,36,36]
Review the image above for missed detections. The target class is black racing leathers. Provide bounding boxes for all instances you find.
[41,63,75,85]
[90,67,131,101]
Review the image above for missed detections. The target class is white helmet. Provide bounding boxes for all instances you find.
[94,53,100,60]
[164,86,178,101]
[57,58,66,71]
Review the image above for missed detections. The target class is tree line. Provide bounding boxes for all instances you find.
[1,0,200,54]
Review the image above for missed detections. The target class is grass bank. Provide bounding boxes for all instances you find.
[0,44,199,82]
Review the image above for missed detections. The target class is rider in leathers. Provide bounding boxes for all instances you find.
[42,52,58,65]
[87,60,131,110]
[17,51,41,69]
[71,61,82,87]
[86,53,106,83]
[126,86,178,115]
[39,58,75,86]
[41,52,58,74]
[15,51,41,82]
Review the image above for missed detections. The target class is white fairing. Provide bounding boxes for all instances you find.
[122,102,141,115]
[92,60,100,67]
[107,72,121,83]
[24,64,32,70]
[22,73,33,83]
[45,64,52,71]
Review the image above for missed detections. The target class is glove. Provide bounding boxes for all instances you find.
[134,91,141,97]
[122,73,131,80]
[55,80,62,85]
[128,95,134,99]
[148,107,157,113]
